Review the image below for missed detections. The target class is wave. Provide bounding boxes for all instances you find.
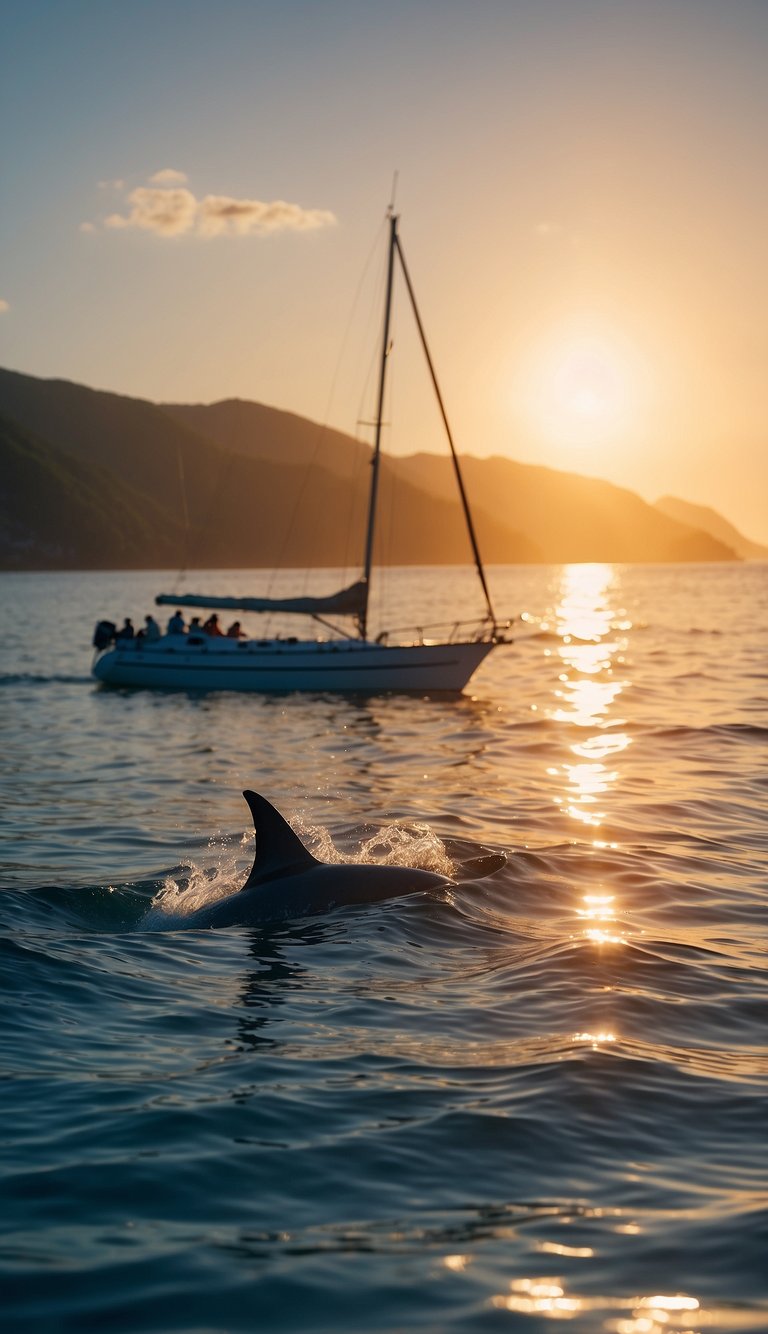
[0,820,500,936]
[0,672,92,687]
[648,721,768,742]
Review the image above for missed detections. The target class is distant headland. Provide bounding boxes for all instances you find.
[0,366,763,570]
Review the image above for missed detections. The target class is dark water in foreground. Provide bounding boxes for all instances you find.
[1,563,766,1333]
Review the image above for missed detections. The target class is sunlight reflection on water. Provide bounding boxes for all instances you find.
[1,564,766,1334]
[489,1276,767,1331]
[549,564,631,736]
[546,565,632,842]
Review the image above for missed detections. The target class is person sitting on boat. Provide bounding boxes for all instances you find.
[115,618,134,641]
[203,613,225,637]
[166,609,186,635]
[143,614,161,642]
[226,620,246,639]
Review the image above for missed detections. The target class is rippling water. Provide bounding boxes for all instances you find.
[1,562,766,1333]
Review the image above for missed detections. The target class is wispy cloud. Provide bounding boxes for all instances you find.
[0,299,9,313]
[105,187,198,236]
[148,168,189,185]
[87,173,336,239]
[197,195,336,237]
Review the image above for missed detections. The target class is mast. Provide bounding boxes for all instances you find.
[360,209,398,641]
[393,231,497,629]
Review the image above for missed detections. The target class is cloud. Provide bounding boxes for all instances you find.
[197,194,336,237]
[90,176,336,239]
[79,221,96,234]
[148,168,189,185]
[0,299,9,313]
[105,186,198,236]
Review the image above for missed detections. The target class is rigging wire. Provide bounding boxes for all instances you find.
[173,438,192,585]
[266,216,390,600]
[376,285,399,639]
[169,400,244,596]
[341,232,391,581]
[394,227,497,628]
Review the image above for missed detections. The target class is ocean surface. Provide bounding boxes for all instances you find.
[1,562,766,1333]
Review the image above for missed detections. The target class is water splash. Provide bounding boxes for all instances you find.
[296,816,455,877]
[140,818,455,929]
[140,835,250,928]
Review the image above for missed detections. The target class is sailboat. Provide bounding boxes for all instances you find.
[92,210,511,692]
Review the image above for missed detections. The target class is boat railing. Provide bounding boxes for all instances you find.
[374,616,513,646]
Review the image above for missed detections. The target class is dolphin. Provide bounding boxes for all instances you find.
[181,790,506,928]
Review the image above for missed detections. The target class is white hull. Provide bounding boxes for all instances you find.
[92,635,495,692]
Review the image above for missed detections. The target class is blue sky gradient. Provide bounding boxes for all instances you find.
[2,0,767,539]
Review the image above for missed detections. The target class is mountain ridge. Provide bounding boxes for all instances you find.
[654,495,767,561]
[0,366,739,569]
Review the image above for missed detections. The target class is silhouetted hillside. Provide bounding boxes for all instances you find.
[392,454,737,564]
[164,399,368,479]
[0,414,183,568]
[655,495,767,560]
[0,369,537,569]
[0,367,739,569]
[0,367,222,530]
[169,397,738,565]
[161,399,543,561]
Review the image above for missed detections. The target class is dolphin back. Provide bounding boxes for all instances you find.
[242,790,320,888]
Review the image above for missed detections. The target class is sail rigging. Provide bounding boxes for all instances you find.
[156,210,497,641]
[155,580,367,619]
[393,227,496,627]
[94,207,508,694]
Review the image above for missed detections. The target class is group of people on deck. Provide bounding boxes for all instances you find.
[169,611,246,639]
[113,612,246,643]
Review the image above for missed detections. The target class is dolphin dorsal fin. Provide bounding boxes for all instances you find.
[242,791,319,887]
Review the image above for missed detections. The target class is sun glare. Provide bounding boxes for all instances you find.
[516,324,644,452]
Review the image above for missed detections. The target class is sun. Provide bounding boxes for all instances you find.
[570,386,607,418]
[557,351,618,421]
[515,324,643,453]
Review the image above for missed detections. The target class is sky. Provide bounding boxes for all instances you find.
[2,0,767,543]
